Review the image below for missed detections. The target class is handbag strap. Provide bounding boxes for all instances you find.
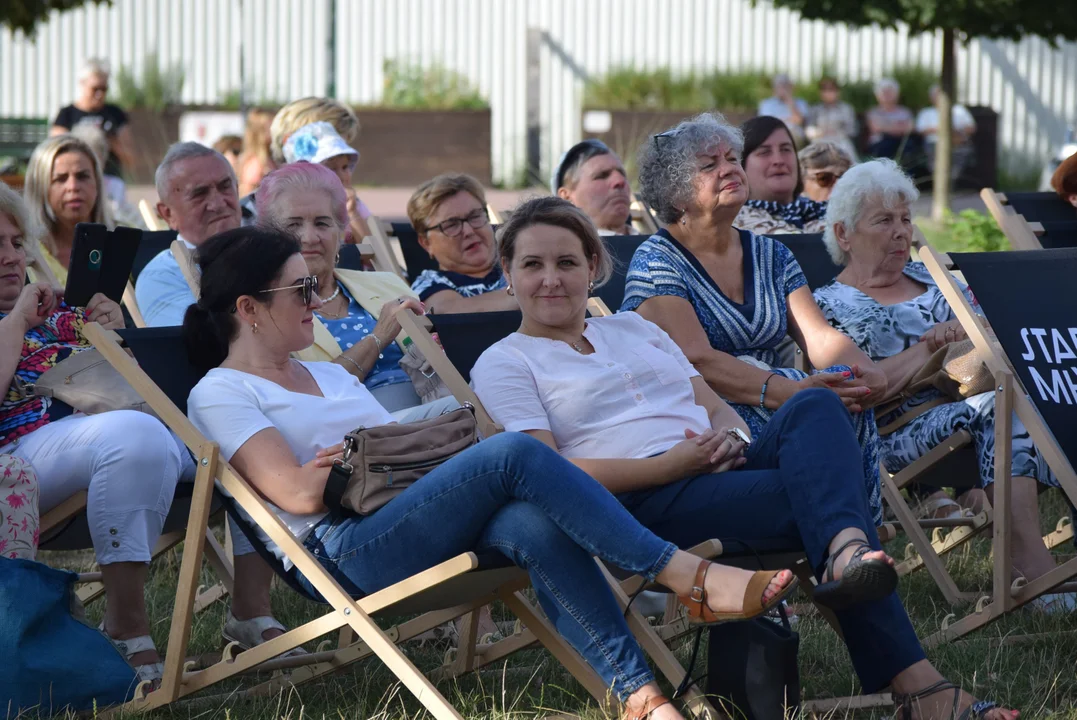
[322,435,360,512]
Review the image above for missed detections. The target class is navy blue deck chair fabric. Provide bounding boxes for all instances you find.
[770,233,844,291]
[951,248,1077,473]
[431,310,523,384]
[596,235,647,313]
[392,222,438,284]
[336,243,366,271]
[1003,192,1077,224]
[131,230,178,283]
[1034,221,1077,249]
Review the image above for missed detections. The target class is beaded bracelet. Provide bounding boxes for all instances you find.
[340,355,365,377]
[760,372,778,409]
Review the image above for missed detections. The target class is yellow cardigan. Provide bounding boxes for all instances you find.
[294,269,416,362]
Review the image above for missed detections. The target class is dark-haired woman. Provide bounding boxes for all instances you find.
[734,116,828,235]
[182,226,799,720]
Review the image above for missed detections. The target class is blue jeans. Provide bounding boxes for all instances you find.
[296,432,678,700]
[618,389,926,693]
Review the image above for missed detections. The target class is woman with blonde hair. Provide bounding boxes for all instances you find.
[23,135,115,284]
[237,108,277,197]
[264,98,371,242]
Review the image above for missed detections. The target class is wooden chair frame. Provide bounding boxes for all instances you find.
[365,218,409,279]
[630,194,659,235]
[981,189,1047,251]
[918,246,1077,646]
[138,199,169,232]
[81,322,706,717]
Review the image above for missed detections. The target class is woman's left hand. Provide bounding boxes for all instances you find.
[920,320,967,353]
[845,363,888,408]
[85,293,125,330]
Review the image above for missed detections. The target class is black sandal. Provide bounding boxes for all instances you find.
[812,538,897,610]
[894,679,1005,720]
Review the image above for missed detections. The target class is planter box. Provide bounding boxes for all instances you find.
[124,106,492,188]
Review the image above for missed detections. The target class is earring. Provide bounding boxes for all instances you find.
[335,251,341,265]
[506,285,515,296]
[251,322,259,334]
[587,280,595,293]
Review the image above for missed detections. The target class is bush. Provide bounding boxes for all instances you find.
[112,53,185,111]
[584,64,938,115]
[381,60,488,110]
[921,210,1010,253]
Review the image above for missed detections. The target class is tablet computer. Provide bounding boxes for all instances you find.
[64,223,142,307]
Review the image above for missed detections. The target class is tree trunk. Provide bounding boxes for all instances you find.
[932,28,956,222]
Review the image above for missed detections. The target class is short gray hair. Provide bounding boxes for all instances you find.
[823,158,920,266]
[874,77,899,96]
[78,58,110,83]
[636,112,744,225]
[155,142,235,201]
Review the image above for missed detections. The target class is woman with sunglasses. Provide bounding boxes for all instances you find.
[734,116,829,235]
[406,174,518,314]
[799,140,857,203]
[183,226,802,720]
[50,58,135,179]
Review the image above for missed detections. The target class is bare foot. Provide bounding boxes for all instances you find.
[701,564,796,615]
[901,686,1018,720]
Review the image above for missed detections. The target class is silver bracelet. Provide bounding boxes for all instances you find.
[369,332,384,357]
[340,355,365,376]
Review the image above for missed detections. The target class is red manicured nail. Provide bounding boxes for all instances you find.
[843,371,851,377]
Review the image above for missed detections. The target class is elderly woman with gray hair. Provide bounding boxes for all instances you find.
[624,112,888,524]
[813,160,1070,609]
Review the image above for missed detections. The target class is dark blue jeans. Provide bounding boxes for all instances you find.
[296,432,678,700]
[618,389,926,693]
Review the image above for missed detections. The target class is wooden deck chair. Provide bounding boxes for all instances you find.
[917,245,1077,647]
[397,307,896,715]
[1026,221,1077,250]
[485,204,503,224]
[630,194,659,235]
[139,199,168,231]
[83,323,647,716]
[171,239,200,296]
[122,229,179,328]
[332,241,380,272]
[980,189,1056,251]
[364,217,408,279]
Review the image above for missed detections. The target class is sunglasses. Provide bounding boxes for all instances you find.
[259,275,320,306]
[807,171,841,188]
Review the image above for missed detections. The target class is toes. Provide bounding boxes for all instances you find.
[763,570,794,601]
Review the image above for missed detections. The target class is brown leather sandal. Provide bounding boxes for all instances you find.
[677,559,798,626]
[623,694,672,720]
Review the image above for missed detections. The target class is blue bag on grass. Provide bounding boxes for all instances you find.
[0,557,138,713]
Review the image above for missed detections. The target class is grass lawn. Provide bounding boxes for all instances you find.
[38,490,1077,720]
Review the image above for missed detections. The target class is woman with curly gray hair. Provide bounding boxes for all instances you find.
[625,112,888,522]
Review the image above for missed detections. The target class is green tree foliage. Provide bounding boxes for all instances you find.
[1,0,110,36]
[381,60,488,110]
[112,54,185,111]
[763,0,1077,43]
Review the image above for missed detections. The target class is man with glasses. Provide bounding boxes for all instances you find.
[136,142,242,326]
[50,58,136,179]
[552,139,637,236]
[406,173,518,314]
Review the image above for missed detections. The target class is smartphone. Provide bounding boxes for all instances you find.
[64,223,142,306]
[729,427,752,447]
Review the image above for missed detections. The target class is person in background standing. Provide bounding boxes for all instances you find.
[50,59,135,180]
[758,74,810,144]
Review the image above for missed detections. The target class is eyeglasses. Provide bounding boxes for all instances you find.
[426,208,489,238]
[259,275,320,306]
[89,85,109,95]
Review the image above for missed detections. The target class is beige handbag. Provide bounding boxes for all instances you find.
[321,404,479,515]
[17,349,156,418]
[877,339,993,433]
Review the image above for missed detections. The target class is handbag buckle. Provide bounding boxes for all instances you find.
[335,435,359,473]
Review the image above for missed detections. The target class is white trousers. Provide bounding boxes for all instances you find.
[1,410,195,565]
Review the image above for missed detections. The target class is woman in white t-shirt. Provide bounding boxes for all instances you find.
[470,197,1017,720]
[181,226,800,720]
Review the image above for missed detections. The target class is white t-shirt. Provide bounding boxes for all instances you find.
[915,105,976,137]
[187,360,396,565]
[471,312,710,460]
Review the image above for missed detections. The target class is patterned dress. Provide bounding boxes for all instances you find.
[733,197,829,235]
[0,308,85,448]
[813,262,1057,490]
[623,228,882,522]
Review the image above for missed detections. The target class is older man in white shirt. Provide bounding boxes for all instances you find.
[135,142,242,326]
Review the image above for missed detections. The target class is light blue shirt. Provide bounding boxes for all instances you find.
[758,96,809,130]
[135,247,196,327]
